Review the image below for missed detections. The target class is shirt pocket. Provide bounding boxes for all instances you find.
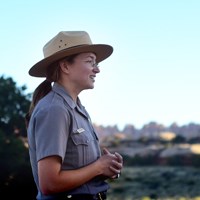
[71,129,91,145]
[70,129,99,166]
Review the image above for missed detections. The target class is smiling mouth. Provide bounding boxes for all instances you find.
[90,75,96,81]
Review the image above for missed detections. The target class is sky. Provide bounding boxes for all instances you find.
[1,0,200,130]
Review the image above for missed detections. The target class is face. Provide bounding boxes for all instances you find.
[67,52,100,91]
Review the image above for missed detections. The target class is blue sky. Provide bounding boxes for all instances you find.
[1,0,200,129]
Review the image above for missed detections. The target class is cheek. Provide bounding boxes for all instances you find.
[80,69,90,78]
[71,66,91,81]
[73,69,90,82]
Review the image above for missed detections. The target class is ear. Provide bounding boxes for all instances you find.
[59,60,70,74]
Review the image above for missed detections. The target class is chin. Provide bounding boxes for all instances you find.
[84,85,94,90]
[88,83,95,89]
[89,86,94,89]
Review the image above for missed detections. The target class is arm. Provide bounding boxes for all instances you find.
[38,148,122,195]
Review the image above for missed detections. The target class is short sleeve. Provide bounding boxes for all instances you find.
[34,104,71,162]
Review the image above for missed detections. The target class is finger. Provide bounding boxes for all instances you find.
[111,173,121,179]
[102,147,111,155]
[114,152,123,163]
[112,160,123,171]
[109,165,121,174]
[111,174,116,179]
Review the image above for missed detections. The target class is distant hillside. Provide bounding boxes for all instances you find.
[94,122,200,167]
[94,121,200,141]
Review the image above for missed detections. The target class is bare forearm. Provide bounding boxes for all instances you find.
[39,151,123,195]
[40,160,101,195]
[56,162,102,193]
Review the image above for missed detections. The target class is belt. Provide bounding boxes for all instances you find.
[64,191,107,200]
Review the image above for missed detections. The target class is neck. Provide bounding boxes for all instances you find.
[56,80,80,102]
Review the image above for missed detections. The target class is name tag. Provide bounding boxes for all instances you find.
[74,128,85,134]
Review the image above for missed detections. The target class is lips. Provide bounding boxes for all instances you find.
[90,75,96,81]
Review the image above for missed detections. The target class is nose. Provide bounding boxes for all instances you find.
[93,66,100,73]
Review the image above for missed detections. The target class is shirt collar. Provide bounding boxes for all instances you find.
[52,83,90,120]
[52,82,77,109]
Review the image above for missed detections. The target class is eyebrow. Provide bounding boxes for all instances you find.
[85,54,96,59]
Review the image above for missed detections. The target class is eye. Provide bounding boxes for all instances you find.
[86,60,93,64]
[85,60,99,68]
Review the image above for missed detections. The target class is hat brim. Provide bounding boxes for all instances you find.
[29,44,113,77]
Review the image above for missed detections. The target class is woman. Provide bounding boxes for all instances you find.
[26,31,123,200]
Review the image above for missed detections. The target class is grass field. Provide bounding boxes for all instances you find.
[106,166,200,200]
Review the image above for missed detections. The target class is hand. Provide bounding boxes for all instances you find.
[96,148,116,178]
[102,148,123,179]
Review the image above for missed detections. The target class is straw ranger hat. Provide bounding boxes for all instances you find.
[29,31,113,77]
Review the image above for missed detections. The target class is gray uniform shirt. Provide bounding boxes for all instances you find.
[28,83,109,200]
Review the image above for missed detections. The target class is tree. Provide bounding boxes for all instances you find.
[0,129,37,199]
[0,75,31,136]
[0,76,36,198]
